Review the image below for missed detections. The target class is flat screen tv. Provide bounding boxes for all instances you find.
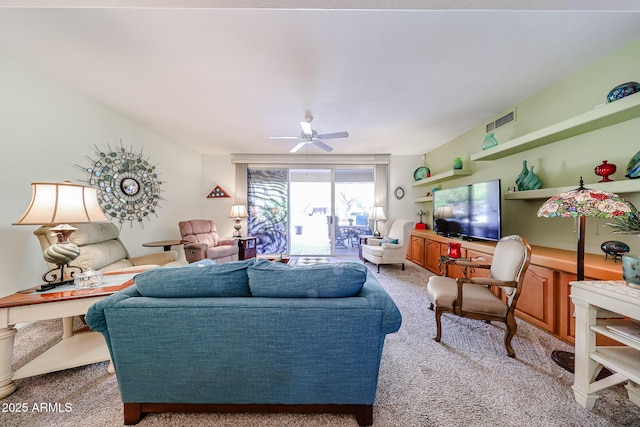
[432,179,501,242]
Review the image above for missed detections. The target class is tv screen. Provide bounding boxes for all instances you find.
[433,179,501,242]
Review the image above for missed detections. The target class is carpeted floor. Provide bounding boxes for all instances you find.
[4,260,640,426]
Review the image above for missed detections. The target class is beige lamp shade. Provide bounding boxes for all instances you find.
[434,206,455,220]
[228,204,248,219]
[13,181,109,226]
[13,181,109,286]
[370,206,387,221]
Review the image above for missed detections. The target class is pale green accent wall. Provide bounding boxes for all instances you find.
[0,52,204,297]
[422,36,640,257]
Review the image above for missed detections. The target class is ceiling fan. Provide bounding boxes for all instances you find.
[269,115,349,153]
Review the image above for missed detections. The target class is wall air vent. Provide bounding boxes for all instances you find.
[486,109,516,133]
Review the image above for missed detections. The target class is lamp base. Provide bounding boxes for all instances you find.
[551,350,613,380]
[35,278,76,292]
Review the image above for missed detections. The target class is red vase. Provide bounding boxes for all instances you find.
[448,242,461,259]
[595,160,616,182]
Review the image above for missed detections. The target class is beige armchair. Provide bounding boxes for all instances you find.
[178,219,239,264]
[426,235,531,357]
[362,219,414,272]
[34,222,185,274]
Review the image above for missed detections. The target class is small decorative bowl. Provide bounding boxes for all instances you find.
[606,81,640,103]
[601,240,630,262]
[74,269,104,289]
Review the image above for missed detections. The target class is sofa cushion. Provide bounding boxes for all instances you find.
[248,259,367,298]
[134,259,254,298]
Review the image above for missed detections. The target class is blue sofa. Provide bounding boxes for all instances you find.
[86,259,402,425]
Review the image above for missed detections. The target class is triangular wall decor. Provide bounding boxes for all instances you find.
[206,185,231,198]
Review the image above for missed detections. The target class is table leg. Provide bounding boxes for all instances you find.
[571,298,599,409]
[0,326,17,398]
[62,316,74,338]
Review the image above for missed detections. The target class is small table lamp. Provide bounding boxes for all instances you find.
[13,181,110,288]
[537,177,637,372]
[370,206,387,237]
[229,204,248,237]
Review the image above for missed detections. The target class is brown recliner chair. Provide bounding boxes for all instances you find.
[178,219,239,264]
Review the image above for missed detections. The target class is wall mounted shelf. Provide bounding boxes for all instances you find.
[413,196,433,203]
[504,179,640,200]
[411,169,472,187]
[471,92,640,162]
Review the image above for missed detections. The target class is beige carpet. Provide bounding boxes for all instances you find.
[4,260,640,426]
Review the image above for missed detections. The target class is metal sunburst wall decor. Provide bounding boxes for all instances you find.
[78,142,163,227]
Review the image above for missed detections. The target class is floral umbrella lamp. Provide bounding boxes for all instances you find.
[537,177,637,371]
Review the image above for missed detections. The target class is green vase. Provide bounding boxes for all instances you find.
[521,166,542,190]
[453,157,463,170]
[482,132,498,150]
[515,160,528,191]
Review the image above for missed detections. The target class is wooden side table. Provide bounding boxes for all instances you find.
[0,272,137,398]
[358,235,375,261]
[143,240,187,251]
[236,237,257,260]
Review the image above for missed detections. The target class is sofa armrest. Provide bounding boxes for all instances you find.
[184,242,208,250]
[380,243,401,250]
[366,238,382,246]
[85,285,142,333]
[129,251,178,267]
[216,238,236,246]
[183,243,208,263]
[358,271,402,334]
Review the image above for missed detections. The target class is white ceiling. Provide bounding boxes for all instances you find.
[1,1,640,155]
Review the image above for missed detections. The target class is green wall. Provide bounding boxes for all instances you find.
[422,36,640,256]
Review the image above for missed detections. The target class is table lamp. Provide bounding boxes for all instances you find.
[13,181,109,289]
[370,206,387,237]
[537,176,637,371]
[229,204,248,237]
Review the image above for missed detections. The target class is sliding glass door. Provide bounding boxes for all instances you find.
[248,166,374,257]
[289,169,332,256]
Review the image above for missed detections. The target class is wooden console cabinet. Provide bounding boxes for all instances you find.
[408,230,624,344]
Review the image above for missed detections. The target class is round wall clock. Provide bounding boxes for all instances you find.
[80,143,163,227]
[394,186,405,200]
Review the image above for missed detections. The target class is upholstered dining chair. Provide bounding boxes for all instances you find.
[426,235,531,357]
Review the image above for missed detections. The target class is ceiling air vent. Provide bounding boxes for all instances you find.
[486,109,516,133]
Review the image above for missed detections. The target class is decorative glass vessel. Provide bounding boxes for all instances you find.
[600,240,630,262]
[515,160,528,191]
[595,160,616,182]
[626,150,640,179]
[521,166,542,191]
[453,157,463,170]
[622,254,640,289]
[482,132,498,150]
[447,242,461,259]
[606,81,640,103]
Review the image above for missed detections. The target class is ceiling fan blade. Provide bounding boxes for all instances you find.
[316,131,349,139]
[300,121,313,136]
[269,136,301,140]
[313,140,334,152]
[290,141,307,153]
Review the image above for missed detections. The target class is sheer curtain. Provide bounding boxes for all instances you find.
[374,163,388,213]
